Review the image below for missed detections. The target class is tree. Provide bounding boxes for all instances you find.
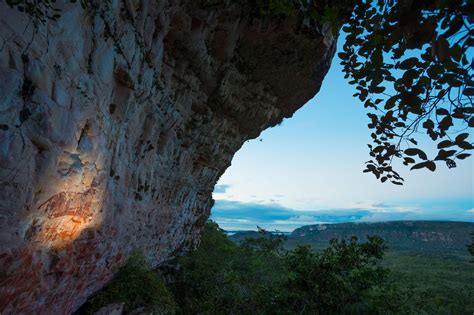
[469,232,474,259]
[171,222,289,314]
[171,222,406,314]
[282,236,400,314]
[79,252,177,314]
[255,0,473,184]
[339,0,473,184]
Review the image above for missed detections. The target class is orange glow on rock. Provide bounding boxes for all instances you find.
[31,188,101,247]
[40,215,88,243]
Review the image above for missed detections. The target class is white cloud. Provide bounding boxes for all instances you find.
[467,208,474,213]
[334,201,419,213]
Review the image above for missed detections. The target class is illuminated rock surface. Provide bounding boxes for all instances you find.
[0,1,336,312]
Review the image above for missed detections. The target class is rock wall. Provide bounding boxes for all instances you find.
[0,1,336,313]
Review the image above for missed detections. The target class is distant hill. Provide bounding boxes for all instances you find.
[229,221,474,252]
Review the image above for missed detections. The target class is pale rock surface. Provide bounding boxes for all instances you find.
[0,1,336,313]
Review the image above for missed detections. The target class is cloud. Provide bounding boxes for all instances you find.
[355,202,419,213]
[214,184,231,194]
[211,198,474,232]
[211,200,374,231]
[371,202,391,208]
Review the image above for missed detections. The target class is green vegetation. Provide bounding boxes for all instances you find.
[283,221,474,252]
[177,222,473,314]
[384,250,474,314]
[80,221,474,314]
[80,252,176,314]
[173,222,409,314]
[234,222,474,314]
[171,224,288,314]
[79,221,473,314]
[469,232,474,258]
[77,221,474,314]
[83,222,418,314]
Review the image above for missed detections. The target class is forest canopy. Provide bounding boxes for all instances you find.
[80,221,474,314]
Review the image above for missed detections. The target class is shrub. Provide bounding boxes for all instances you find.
[80,252,176,314]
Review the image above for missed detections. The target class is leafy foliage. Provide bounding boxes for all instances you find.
[383,249,474,314]
[171,222,288,314]
[244,0,474,184]
[469,232,474,259]
[82,222,473,314]
[171,221,405,314]
[80,252,176,314]
[282,236,398,314]
[339,0,474,183]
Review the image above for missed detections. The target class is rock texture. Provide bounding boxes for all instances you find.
[0,1,336,313]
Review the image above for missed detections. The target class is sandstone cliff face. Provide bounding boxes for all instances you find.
[0,1,336,313]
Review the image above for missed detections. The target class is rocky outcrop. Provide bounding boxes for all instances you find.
[0,1,336,313]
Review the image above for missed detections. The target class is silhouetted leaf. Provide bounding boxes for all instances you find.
[437,140,453,149]
[385,96,398,110]
[399,57,418,70]
[427,65,443,78]
[404,148,427,160]
[443,16,463,38]
[455,133,469,143]
[463,88,474,96]
[411,161,436,171]
[422,119,434,130]
[457,153,471,160]
[436,108,450,116]
[434,149,456,160]
[439,116,453,131]
[458,141,473,150]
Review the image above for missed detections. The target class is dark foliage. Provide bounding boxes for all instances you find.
[79,252,176,314]
[283,236,390,313]
[171,222,289,314]
[81,222,473,314]
[171,221,405,314]
[469,232,474,258]
[250,0,473,183]
[339,0,473,183]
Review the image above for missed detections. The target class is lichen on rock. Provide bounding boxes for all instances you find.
[0,0,337,313]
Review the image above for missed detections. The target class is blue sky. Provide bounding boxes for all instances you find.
[211,41,474,232]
